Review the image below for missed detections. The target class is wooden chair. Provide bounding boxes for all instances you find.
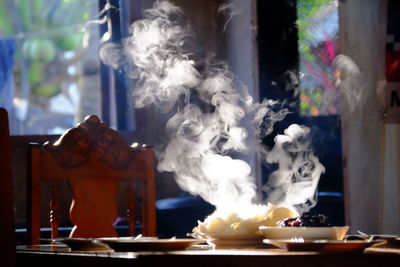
[27,115,156,245]
[0,108,16,266]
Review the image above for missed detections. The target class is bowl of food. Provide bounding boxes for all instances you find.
[259,213,349,241]
[191,204,299,248]
[260,226,349,240]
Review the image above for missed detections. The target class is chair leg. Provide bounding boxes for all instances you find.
[128,183,135,236]
[50,181,59,240]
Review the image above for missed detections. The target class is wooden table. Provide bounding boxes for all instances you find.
[16,244,399,267]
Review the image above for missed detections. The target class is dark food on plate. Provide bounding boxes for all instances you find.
[278,213,330,227]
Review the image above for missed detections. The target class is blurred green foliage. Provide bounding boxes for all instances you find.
[0,0,93,98]
[0,0,91,35]
[297,0,339,116]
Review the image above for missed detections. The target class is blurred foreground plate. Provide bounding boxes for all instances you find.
[55,238,112,251]
[263,239,384,253]
[259,226,349,241]
[203,233,275,249]
[96,237,203,252]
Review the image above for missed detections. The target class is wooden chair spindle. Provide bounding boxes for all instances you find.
[50,181,59,240]
[128,182,135,236]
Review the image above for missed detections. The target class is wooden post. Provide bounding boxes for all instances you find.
[145,148,157,236]
[0,108,16,266]
[28,145,42,245]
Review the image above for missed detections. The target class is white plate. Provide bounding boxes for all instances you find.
[206,233,261,241]
[204,233,271,249]
[97,237,203,251]
[259,226,349,241]
[56,238,113,251]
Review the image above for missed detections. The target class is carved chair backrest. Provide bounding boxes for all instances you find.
[27,115,156,245]
[0,108,16,266]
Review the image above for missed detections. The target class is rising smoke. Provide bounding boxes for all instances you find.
[100,0,325,216]
[333,54,363,113]
[262,124,325,214]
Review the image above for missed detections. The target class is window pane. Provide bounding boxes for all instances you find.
[0,0,102,135]
[298,0,339,116]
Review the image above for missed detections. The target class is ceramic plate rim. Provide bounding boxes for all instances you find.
[96,238,201,244]
[259,226,349,240]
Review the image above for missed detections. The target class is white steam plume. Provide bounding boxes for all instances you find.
[262,124,325,214]
[217,2,239,32]
[333,54,363,113]
[156,64,259,211]
[100,0,325,217]
[251,99,291,138]
[105,0,258,211]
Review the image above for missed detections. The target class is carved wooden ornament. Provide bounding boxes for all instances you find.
[43,115,136,169]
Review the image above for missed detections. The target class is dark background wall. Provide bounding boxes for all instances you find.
[257,0,344,225]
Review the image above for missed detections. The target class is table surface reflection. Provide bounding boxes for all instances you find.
[16,244,400,267]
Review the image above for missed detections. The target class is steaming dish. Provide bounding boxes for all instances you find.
[193,205,349,245]
[259,225,349,241]
[259,213,349,241]
[277,213,329,227]
[192,204,298,238]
